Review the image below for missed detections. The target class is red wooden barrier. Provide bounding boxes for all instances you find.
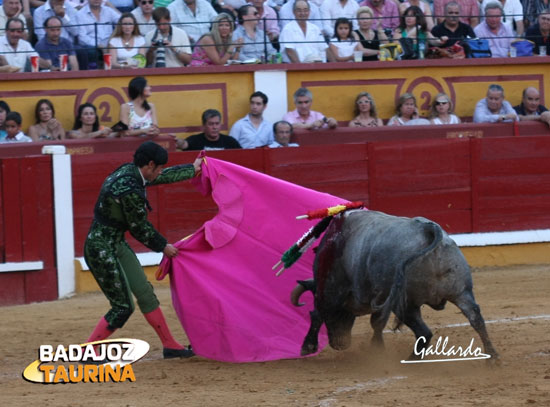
[5,131,550,305]
[0,156,57,305]
[0,135,176,158]
[291,121,550,146]
[472,136,550,232]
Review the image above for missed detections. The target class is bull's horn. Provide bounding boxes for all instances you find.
[290,284,307,307]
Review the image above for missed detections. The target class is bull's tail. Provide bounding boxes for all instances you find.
[375,221,444,324]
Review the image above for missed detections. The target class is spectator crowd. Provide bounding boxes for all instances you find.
[1,76,549,146]
[0,0,549,72]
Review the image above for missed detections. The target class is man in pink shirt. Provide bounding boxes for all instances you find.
[282,87,338,130]
[434,0,479,27]
[251,0,280,42]
[360,0,399,32]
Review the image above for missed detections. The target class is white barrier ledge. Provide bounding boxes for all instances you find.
[0,261,44,273]
[451,229,550,247]
[76,252,163,271]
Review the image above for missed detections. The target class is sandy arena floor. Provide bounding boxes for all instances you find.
[1,264,549,406]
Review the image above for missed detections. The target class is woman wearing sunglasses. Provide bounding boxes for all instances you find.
[429,93,461,125]
[232,4,276,62]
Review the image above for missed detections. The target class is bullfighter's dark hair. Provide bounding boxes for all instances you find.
[134,141,168,167]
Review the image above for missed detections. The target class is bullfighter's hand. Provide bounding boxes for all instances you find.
[163,244,178,258]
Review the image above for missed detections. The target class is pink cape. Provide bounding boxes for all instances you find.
[158,157,346,362]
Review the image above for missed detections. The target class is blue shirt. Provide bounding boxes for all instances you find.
[229,115,274,149]
[232,26,276,62]
[473,99,518,123]
[76,5,121,48]
[33,2,80,43]
[35,37,76,68]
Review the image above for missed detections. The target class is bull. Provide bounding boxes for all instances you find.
[291,210,499,360]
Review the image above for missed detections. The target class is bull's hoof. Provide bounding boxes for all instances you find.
[300,343,318,356]
[486,353,501,367]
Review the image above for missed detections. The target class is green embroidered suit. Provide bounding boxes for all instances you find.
[84,163,195,328]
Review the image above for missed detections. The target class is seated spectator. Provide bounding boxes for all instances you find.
[0,100,11,140]
[33,0,80,43]
[132,0,156,36]
[190,13,243,66]
[354,6,388,61]
[320,0,359,38]
[269,120,299,147]
[76,0,121,69]
[109,13,146,68]
[431,2,476,47]
[429,93,461,124]
[473,84,518,123]
[35,16,80,71]
[279,0,323,31]
[394,6,448,49]
[28,99,66,141]
[359,0,399,34]
[0,0,28,39]
[387,93,419,125]
[513,87,550,127]
[145,7,192,67]
[328,17,364,62]
[176,109,242,150]
[399,0,434,31]
[279,0,328,63]
[282,87,338,129]
[68,103,113,138]
[250,0,279,43]
[232,5,276,62]
[0,19,41,72]
[0,112,32,143]
[481,0,523,36]
[474,2,513,58]
[119,76,161,137]
[348,92,383,127]
[167,0,218,44]
[525,8,550,55]
[434,0,479,27]
[111,0,134,13]
[524,1,549,28]
[229,91,274,148]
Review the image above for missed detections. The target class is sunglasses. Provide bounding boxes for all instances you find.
[8,29,24,33]
[141,0,153,4]
[435,101,449,105]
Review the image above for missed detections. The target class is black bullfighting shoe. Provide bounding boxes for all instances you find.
[163,346,195,359]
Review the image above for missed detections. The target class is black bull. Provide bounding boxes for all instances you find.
[291,210,499,360]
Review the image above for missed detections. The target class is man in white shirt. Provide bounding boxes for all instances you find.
[167,0,218,43]
[229,91,274,149]
[279,0,328,62]
[320,0,359,38]
[0,18,39,71]
[145,7,192,67]
[132,0,156,35]
[0,0,28,38]
[279,0,322,31]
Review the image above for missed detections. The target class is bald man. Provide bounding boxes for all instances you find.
[514,87,550,127]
